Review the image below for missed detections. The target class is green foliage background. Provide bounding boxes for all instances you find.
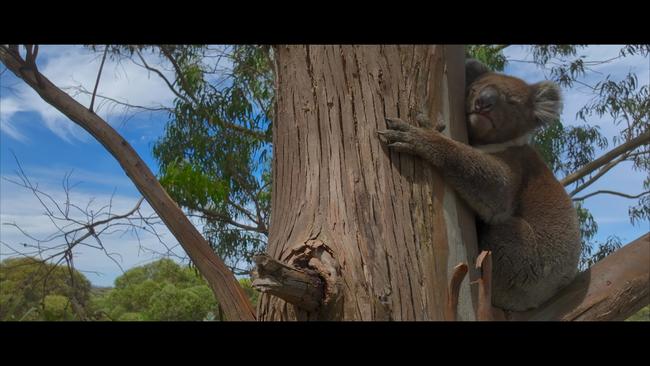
[0,257,258,321]
[0,257,91,320]
[91,258,258,321]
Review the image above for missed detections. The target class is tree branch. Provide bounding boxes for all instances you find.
[208,115,270,142]
[561,129,650,187]
[226,198,262,227]
[573,190,650,202]
[0,45,256,321]
[89,45,108,113]
[63,84,172,113]
[507,233,649,321]
[158,45,201,105]
[569,153,628,196]
[134,49,192,105]
[196,207,268,235]
[251,254,324,312]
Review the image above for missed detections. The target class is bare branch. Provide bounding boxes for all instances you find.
[158,45,201,105]
[226,198,261,227]
[193,208,268,235]
[561,129,650,187]
[572,190,650,202]
[134,49,192,105]
[2,161,150,270]
[63,84,172,113]
[89,45,109,113]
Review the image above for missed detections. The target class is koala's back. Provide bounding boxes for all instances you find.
[483,146,581,310]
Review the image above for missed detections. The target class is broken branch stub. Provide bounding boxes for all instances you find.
[476,250,498,321]
[252,254,324,312]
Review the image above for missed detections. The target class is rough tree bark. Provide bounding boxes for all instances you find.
[256,45,480,320]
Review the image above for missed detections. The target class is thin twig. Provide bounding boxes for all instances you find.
[89,45,109,113]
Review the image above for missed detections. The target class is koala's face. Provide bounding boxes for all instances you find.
[465,59,562,145]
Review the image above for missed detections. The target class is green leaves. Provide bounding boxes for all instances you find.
[152,45,273,270]
[93,259,219,321]
[0,257,91,321]
[90,259,259,321]
[43,295,75,321]
[159,158,229,208]
[466,45,508,71]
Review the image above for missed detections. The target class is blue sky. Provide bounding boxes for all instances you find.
[1,45,648,287]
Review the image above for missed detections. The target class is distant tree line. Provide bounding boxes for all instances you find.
[0,257,258,321]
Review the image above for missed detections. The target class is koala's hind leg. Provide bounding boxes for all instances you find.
[481,217,553,311]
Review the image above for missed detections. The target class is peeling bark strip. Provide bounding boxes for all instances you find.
[258,45,478,320]
[509,233,650,321]
[0,47,256,321]
[446,263,468,321]
[252,255,324,312]
[475,251,495,321]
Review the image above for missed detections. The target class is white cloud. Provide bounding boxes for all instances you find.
[1,45,176,143]
[0,98,28,142]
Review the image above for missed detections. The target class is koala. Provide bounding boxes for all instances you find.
[377,59,581,311]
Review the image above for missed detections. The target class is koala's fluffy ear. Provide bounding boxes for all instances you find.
[532,81,563,125]
[466,58,491,87]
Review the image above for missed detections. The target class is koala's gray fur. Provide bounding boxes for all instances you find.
[377,59,581,311]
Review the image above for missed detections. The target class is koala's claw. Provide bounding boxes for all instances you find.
[387,142,415,153]
[377,129,410,145]
[385,117,412,131]
[415,113,432,127]
[435,122,447,133]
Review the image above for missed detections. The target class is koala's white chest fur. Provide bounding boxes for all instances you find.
[474,133,533,153]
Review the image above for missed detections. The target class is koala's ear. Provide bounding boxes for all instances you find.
[466,58,491,87]
[532,81,563,125]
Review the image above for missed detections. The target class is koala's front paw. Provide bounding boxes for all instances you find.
[377,117,420,154]
[416,113,447,133]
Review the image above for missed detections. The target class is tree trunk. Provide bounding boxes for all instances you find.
[257,45,479,320]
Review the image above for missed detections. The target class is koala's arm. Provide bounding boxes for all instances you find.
[378,118,520,223]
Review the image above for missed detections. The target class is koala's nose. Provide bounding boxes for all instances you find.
[474,88,498,112]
